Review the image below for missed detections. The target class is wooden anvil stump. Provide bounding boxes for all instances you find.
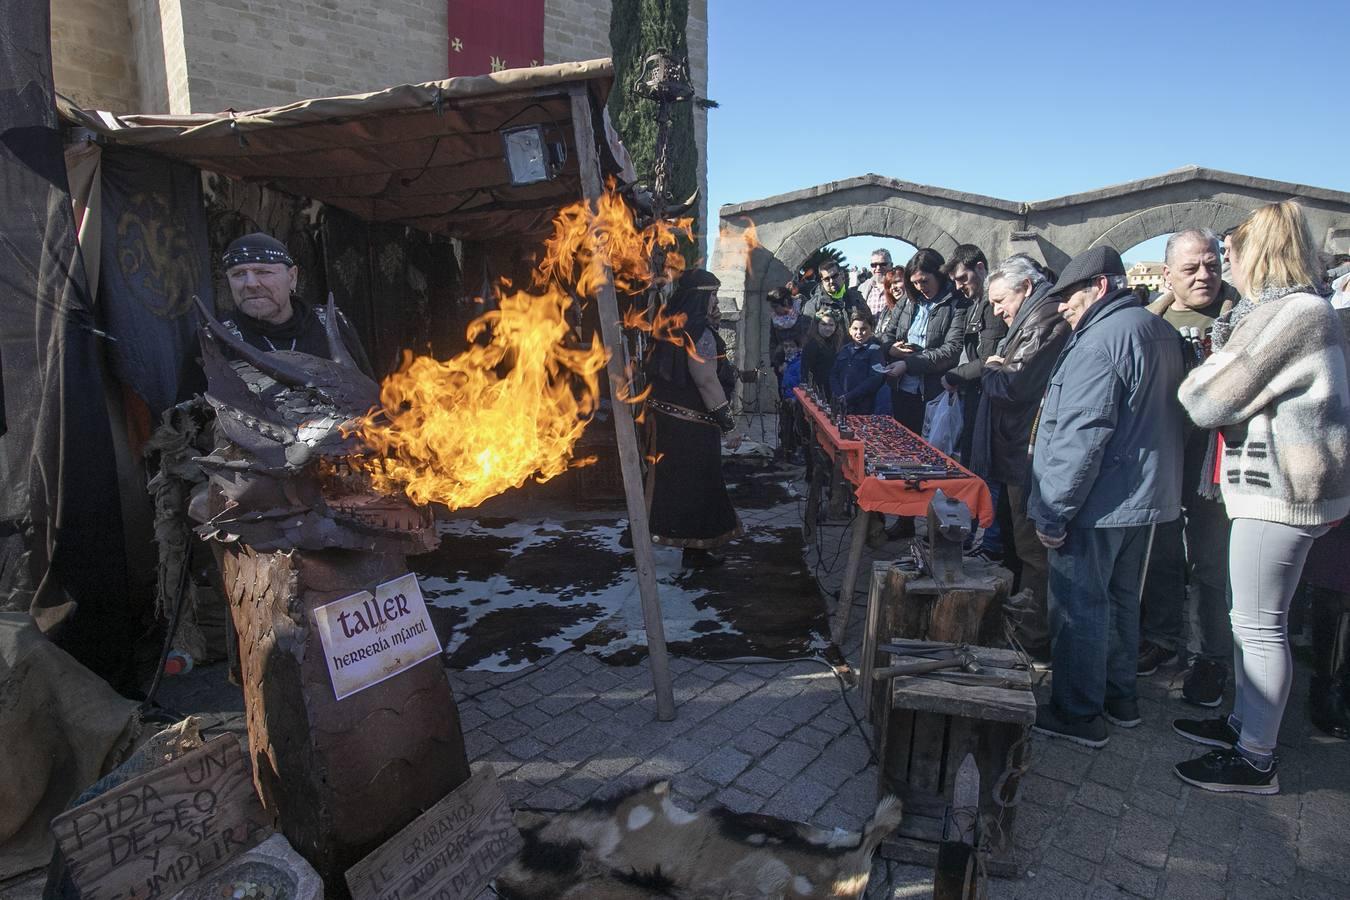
[218,544,470,895]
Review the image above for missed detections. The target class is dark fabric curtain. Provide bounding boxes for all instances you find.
[321,209,463,376]
[0,0,132,685]
[98,146,210,415]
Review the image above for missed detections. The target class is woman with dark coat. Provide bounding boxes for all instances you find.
[800,308,844,399]
[874,269,907,351]
[879,248,972,433]
[645,269,743,568]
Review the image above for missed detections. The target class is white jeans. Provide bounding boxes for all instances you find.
[1228,518,1329,757]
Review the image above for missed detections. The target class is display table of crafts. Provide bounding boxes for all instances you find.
[793,387,993,641]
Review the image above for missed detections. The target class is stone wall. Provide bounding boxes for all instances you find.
[542,0,612,64]
[128,0,175,112]
[175,0,449,114]
[49,0,139,111]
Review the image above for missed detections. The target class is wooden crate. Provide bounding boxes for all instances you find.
[860,562,1013,722]
[874,646,1035,877]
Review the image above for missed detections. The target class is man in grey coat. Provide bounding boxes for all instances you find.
[1027,246,1185,748]
[968,256,1071,657]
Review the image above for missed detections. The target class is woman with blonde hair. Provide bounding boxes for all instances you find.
[1171,200,1350,793]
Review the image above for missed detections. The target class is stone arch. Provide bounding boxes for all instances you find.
[1088,200,1254,256]
[714,167,1350,412]
[751,203,964,304]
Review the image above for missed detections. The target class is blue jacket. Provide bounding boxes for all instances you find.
[780,355,802,400]
[1027,288,1185,539]
[830,340,885,414]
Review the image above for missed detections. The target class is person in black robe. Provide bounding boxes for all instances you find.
[645,269,743,568]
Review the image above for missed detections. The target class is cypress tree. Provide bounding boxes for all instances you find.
[608,0,698,219]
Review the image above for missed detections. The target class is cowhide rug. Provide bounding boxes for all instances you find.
[494,779,902,899]
[411,465,829,671]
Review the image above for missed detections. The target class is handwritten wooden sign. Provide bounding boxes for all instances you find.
[345,766,522,900]
[50,735,271,900]
[312,572,443,701]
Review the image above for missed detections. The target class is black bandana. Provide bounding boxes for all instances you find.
[222,232,294,270]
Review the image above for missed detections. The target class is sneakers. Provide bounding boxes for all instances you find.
[1104,698,1141,728]
[1137,641,1179,677]
[1174,749,1279,795]
[1182,658,1227,708]
[1032,704,1109,748]
[1172,716,1238,749]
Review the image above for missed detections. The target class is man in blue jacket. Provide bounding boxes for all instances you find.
[1027,246,1185,748]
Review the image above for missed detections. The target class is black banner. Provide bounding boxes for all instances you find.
[99,147,210,414]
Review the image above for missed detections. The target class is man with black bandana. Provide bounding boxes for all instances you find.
[221,233,372,369]
[178,233,373,399]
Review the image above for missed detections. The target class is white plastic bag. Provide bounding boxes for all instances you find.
[923,392,963,458]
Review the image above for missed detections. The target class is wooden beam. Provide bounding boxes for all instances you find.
[568,84,676,721]
[830,512,868,643]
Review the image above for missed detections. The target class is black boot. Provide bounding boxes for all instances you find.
[1308,588,1350,740]
[681,547,725,569]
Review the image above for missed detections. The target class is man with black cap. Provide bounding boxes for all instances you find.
[213,232,373,373]
[1026,245,1185,748]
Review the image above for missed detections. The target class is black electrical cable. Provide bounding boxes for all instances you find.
[697,653,879,765]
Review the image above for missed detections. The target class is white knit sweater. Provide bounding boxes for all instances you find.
[1178,291,1350,526]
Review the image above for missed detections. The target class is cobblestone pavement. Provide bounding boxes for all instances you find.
[7,465,1346,900]
[450,466,1350,899]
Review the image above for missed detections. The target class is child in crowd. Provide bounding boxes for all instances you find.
[801,308,843,397]
[830,313,886,414]
[777,338,804,459]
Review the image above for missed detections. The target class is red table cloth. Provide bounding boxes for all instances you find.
[793,387,993,525]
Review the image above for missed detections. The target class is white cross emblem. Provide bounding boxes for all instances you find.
[451,37,463,52]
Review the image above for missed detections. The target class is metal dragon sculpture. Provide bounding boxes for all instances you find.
[191,296,468,894]
[192,295,435,554]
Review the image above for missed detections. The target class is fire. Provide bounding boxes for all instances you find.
[621,304,705,363]
[354,188,689,510]
[716,215,761,277]
[537,184,691,297]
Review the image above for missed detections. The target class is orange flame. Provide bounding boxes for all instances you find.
[354,189,688,510]
[717,215,761,278]
[537,182,692,297]
[621,304,705,363]
[612,359,651,407]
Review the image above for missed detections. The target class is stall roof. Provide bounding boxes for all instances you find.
[59,59,625,241]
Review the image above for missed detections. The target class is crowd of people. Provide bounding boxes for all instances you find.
[766,200,1350,796]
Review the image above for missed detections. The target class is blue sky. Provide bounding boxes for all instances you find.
[705,0,1347,267]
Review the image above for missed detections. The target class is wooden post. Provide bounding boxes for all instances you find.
[569,84,675,721]
[830,512,869,643]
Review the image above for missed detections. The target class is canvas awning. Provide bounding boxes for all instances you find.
[58,59,627,241]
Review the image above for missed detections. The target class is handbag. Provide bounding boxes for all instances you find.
[923,391,963,458]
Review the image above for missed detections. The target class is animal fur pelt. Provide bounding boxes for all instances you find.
[494,780,902,899]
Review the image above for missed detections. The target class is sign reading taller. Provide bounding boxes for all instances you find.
[448,0,546,76]
[311,573,443,701]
